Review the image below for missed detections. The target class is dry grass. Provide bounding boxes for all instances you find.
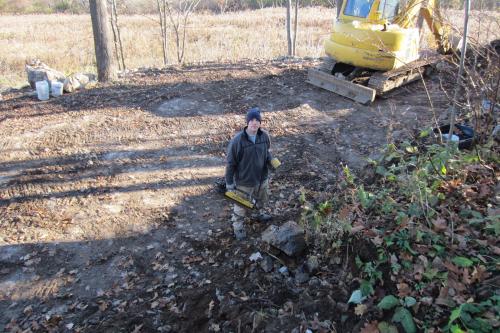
[0,7,498,88]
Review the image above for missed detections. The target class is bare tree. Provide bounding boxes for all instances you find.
[156,0,169,66]
[272,0,283,7]
[89,0,117,81]
[292,0,299,56]
[286,0,299,56]
[216,0,230,14]
[286,0,292,55]
[109,0,126,71]
[165,0,201,64]
[447,0,470,147]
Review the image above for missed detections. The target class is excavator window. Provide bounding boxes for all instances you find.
[344,0,375,18]
[379,0,400,20]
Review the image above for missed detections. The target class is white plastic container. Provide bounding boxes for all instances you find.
[442,133,459,142]
[51,81,64,97]
[35,80,49,101]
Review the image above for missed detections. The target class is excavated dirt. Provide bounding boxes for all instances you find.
[0,59,452,332]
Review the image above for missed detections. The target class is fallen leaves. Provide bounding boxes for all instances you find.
[355,304,368,316]
[431,217,448,231]
[396,283,411,298]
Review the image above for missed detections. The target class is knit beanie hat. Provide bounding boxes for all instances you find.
[246,107,262,124]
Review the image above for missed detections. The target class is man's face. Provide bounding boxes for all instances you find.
[247,118,260,134]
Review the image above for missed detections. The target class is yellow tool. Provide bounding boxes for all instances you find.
[225,189,256,209]
[271,157,281,169]
[223,158,281,209]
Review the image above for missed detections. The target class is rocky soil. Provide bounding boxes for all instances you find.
[0,58,453,332]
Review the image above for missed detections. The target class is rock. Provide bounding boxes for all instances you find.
[232,221,246,240]
[306,255,319,273]
[233,259,244,270]
[492,124,500,141]
[294,270,310,284]
[432,256,445,270]
[336,302,349,312]
[158,325,172,332]
[64,73,96,93]
[278,266,289,276]
[261,221,306,256]
[25,60,65,89]
[259,255,274,273]
[249,252,263,262]
[308,277,321,288]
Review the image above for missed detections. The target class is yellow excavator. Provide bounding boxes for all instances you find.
[308,0,459,104]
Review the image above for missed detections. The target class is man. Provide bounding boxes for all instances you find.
[225,107,277,239]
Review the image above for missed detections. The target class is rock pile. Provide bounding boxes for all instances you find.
[25,59,96,94]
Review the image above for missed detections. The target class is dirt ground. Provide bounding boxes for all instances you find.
[0,59,452,332]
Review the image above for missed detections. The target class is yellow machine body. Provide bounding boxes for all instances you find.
[325,21,419,71]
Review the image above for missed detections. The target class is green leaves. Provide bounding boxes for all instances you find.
[360,280,374,297]
[440,164,447,175]
[357,185,375,209]
[377,295,399,310]
[450,325,466,333]
[392,307,416,333]
[419,128,431,138]
[377,295,417,333]
[445,302,493,333]
[452,256,474,268]
[378,322,399,333]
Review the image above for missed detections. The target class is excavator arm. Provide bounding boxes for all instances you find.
[419,0,456,53]
[393,0,456,54]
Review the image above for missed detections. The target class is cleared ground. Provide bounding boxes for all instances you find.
[1,59,454,331]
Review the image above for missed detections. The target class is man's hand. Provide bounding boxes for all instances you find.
[226,183,236,191]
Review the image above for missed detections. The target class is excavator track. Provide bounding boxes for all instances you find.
[307,55,446,104]
[368,55,445,95]
[307,57,376,104]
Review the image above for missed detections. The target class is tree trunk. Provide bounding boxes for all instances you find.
[157,0,168,66]
[286,0,292,56]
[111,0,126,70]
[109,0,121,70]
[89,0,117,81]
[292,0,299,56]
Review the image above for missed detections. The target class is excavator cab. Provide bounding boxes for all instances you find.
[326,0,421,71]
[342,0,400,21]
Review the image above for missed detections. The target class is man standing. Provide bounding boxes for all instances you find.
[225,107,277,239]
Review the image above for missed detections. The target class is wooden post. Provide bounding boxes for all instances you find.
[89,0,117,82]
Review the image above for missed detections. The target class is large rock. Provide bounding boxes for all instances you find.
[64,73,96,93]
[261,221,306,256]
[25,59,65,89]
